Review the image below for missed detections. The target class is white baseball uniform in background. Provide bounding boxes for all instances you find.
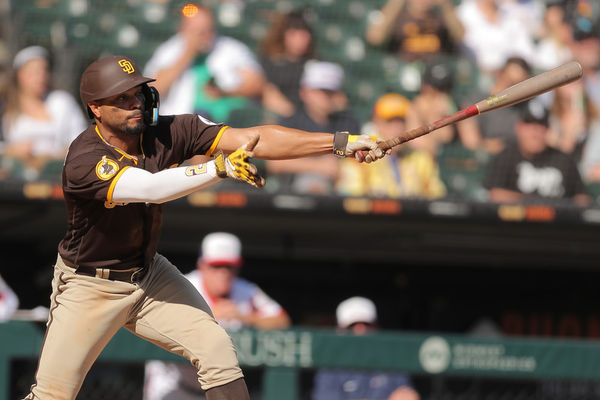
[144,270,285,400]
[0,274,19,321]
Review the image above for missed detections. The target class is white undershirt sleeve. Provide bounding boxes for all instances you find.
[110,161,222,204]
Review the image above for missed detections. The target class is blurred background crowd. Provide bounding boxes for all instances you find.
[2,0,600,399]
[0,0,599,204]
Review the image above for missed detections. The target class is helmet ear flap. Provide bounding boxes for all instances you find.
[142,85,160,126]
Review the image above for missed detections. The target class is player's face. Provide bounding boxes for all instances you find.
[182,9,216,53]
[374,116,406,142]
[18,58,50,98]
[284,28,312,58]
[94,86,145,136]
[201,264,239,298]
[516,121,548,156]
[300,88,338,116]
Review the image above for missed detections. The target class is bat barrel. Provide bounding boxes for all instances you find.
[475,61,583,114]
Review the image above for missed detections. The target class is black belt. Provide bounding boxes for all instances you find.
[63,259,147,283]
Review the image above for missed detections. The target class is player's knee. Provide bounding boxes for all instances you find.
[195,325,243,389]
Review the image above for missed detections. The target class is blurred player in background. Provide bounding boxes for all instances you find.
[405,60,466,154]
[312,296,420,400]
[1,46,86,179]
[483,100,590,206]
[259,9,316,118]
[0,273,18,322]
[266,60,360,194]
[458,56,533,154]
[366,0,464,63]
[144,3,265,120]
[144,232,290,399]
[456,0,537,74]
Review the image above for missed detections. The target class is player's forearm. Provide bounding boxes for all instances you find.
[111,162,222,204]
[223,125,334,159]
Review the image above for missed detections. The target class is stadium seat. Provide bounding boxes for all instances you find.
[438,143,490,201]
[38,160,65,183]
[586,182,600,204]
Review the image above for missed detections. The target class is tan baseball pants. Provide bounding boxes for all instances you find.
[25,253,243,400]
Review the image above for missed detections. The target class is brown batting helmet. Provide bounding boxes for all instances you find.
[80,55,155,115]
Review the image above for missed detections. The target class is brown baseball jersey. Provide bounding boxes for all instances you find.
[58,114,226,270]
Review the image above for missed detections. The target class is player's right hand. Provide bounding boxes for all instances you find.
[346,134,386,163]
[214,135,265,188]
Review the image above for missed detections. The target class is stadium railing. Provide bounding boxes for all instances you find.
[3,320,600,400]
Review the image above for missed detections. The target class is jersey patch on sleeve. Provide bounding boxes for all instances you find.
[95,156,120,181]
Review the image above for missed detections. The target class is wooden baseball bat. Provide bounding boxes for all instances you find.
[357,61,583,161]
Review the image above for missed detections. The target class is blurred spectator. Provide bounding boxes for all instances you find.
[336,93,446,199]
[456,0,537,74]
[546,78,599,157]
[579,117,600,183]
[0,41,10,144]
[143,3,265,120]
[483,100,590,206]
[566,1,600,108]
[145,232,290,400]
[458,56,532,154]
[500,0,546,40]
[259,9,316,118]
[266,60,360,194]
[0,273,18,322]
[366,0,464,62]
[405,60,472,153]
[0,46,86,179]
[533,2,574,71]
[312,296,420,400]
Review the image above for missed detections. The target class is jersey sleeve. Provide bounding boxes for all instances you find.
[63,150,131,202]
[161,114,228,167]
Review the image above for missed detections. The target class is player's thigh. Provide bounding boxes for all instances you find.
[32,262,138,399]
[130,254,242,389]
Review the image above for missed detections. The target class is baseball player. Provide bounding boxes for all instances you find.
[23,55,384,400]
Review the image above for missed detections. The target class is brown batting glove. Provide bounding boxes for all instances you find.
[214,135,265,188]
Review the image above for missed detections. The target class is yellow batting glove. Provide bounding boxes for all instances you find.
[214,135,265,188]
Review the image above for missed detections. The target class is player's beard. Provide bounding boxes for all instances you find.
[112,111,146,136]
[123,117,146,136]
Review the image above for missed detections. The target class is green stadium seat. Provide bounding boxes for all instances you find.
[227,102,269,128]
[38,160,64,183]
[438,143,490,201]
[586,183,600,204]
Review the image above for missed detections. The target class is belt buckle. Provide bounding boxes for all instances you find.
[130,268,145,283]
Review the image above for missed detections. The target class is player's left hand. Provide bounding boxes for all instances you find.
[346,134,387,163]
[215,135,265,188]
